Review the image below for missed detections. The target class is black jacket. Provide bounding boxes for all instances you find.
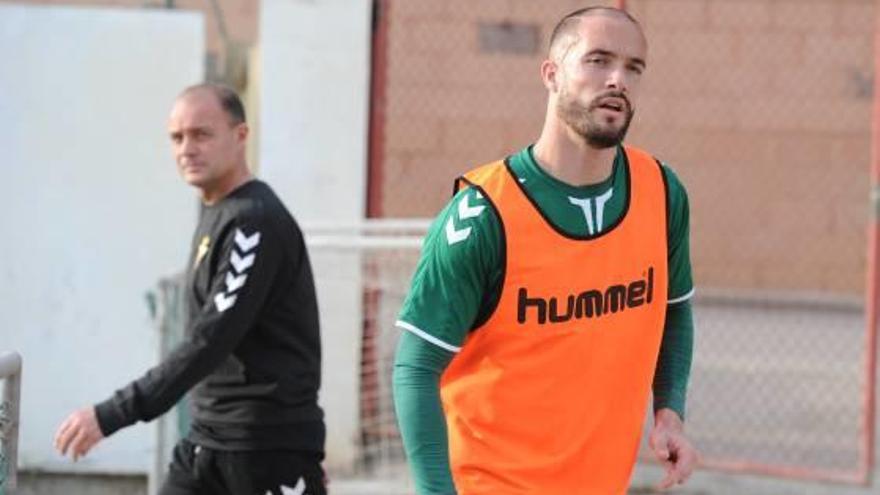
[95,180,324,452]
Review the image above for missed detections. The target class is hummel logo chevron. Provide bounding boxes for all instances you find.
[225,271,247,292]
[214,292,237,312]
[266,476,305,495]
[445,194,486,245]
[458,194,485,220]
[214,229,261,313]
[235,229,261,252]
[230,250,255,273]
[445,217,471,245]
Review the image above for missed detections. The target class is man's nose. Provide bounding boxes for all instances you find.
[605,66,628,93]
[180,137,197,155]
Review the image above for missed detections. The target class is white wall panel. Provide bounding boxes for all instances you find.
[259,0,373,472]
[0,4,204,473]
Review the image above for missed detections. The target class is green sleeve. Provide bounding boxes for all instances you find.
[652,299,694,418]
[393,186,501,494]
[653,163,695,419]
[393,331,457,495]
[397,187,501,348]
[661,164,694,301]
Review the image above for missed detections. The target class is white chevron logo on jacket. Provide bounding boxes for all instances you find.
[214,228,261,313]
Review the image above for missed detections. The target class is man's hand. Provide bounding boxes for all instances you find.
[54,406,105,461]
[649,408,698,490]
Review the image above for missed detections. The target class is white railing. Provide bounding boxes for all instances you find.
[0,351,22,495]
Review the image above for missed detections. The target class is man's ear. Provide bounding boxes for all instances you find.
[541,59,559,93]
[236,123,249,142]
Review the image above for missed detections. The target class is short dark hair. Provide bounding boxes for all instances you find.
[548,6,643,55]
[179,83,247,125]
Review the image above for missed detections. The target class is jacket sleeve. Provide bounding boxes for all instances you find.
[94,218,284,436]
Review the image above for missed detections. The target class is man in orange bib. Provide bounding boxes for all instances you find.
[394,6,699,494]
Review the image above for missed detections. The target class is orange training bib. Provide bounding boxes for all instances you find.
[441,146,669,495]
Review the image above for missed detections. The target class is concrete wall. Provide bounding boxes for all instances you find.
[0,0,257,83]
[258,0,373,472]
[0,3,203,474]
[6,0,378,475]
[258,0,371,224]
[375,0,875,294]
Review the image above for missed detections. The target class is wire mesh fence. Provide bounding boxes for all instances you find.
[0,352,22,495]
[148,274,191,494]
[684,292,865,481]
[337,240,869,487]
[304,222,427,481]
[362,0,878,486]
[0,398,9,495]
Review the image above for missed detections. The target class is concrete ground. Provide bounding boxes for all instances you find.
[12,472,147,495]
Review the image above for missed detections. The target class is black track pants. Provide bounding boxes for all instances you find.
[159,439,327,495]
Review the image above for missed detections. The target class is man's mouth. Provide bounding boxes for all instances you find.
[596,98,627,113]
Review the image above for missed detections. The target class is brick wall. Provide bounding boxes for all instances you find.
[376,0,875,294]
[378,0,591,215]
[628,0,873,293]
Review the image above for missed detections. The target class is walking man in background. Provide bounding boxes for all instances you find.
[393,6,698,494]
[54,84,326,495]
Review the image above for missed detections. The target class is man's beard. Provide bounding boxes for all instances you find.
[557,90,634,149]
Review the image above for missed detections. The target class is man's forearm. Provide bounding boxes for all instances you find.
[653,300,694,418]
[393,331,457,495]
[93,328,233,436]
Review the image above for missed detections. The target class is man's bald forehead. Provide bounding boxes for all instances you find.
[176,83,247,125]
[548,7,645,58]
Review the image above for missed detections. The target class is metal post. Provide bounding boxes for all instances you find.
[0,351,22,494]
[861,0,880,485]
[366,0,390,218]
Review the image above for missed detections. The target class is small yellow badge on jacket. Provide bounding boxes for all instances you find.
[194,236,210,268]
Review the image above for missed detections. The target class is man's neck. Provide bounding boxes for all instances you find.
[532,124,618,187]
[201,167,254,205]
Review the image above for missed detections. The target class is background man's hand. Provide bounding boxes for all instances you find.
[649,408,698,490]
[54,406,105,461]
